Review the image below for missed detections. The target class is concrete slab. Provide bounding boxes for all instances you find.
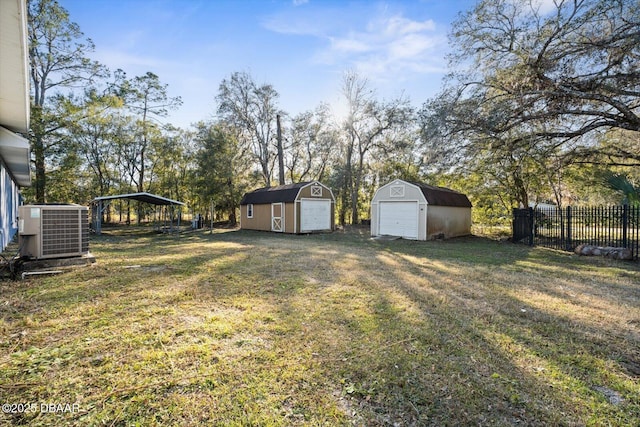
[20,253,96,271]
[372,235,401,241]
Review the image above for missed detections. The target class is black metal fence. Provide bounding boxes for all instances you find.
[512,205,640,260]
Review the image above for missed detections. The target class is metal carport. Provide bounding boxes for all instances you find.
[91,192,185,235]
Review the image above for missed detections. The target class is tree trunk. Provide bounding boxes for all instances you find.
[351,154,365,225]
[277,114,285,185]
[513,174,528,208]
[340,146,353,225]
[137,145,145,225]
[34,143,46,203]
[31,106,46,203]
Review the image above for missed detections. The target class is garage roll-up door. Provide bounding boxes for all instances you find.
[301,199,331,231]
[378,201,418,239]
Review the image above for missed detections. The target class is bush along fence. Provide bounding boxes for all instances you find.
[512,205,640,260]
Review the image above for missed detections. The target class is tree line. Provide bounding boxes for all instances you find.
[26,0,640,226]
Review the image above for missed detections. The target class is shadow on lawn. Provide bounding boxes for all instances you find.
[3,227,637,425]
[244,231,640,424]
[374,249,638,424]
[140,229,636,425]
[198,229,639,425]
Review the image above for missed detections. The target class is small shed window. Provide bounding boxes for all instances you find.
[247,204,254,218]
[390,185,405,197]
[311,186,322,197]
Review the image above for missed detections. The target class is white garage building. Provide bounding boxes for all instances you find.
[370,179,472,240]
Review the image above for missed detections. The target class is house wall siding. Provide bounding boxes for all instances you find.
[0,163,20,251]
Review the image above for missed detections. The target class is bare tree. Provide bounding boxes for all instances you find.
[436,0,640,150]
[340,71,414,224]
[287,103,338,183]
[216,72,282,187]
[420,0,640,207]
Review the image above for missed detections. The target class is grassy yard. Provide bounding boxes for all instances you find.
[1,227,639,426]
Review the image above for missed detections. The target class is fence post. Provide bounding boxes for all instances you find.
[622,204,628,248]
[528,207,534,246]
[566,205,572,251]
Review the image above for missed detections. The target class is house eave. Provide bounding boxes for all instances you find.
[0,0,30,134]
[0,126,31,187]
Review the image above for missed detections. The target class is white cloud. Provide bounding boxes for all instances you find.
[376,15,436,36]
[531,0,558,15]
[330,36,373,54]
[507,0,557,15]
[260,4,451,110]
[311,13,445,82]
[388,32,438,59]
[261,8,340,37]
[292,0,308,5]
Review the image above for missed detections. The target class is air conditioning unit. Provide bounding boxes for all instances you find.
[18,205,89,260]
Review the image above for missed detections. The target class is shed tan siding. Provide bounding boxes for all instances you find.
[371,179,471,240]
[284,202,295,233]
[240,181,335,234]
[426,206,471,239]
[241,202,296,232]
[240,203,272,231]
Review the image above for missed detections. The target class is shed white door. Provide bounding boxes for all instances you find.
[378,201,418,239]
[300,199,331,232]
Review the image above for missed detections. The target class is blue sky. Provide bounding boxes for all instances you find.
[61,0,477,128]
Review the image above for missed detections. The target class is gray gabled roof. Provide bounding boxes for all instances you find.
[406,181,472,207]
[240,182,314,205]
[92,192,185,206]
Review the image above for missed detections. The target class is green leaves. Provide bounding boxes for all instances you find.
[604,173,640,205]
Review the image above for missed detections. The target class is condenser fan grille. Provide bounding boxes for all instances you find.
[41,209,87,256]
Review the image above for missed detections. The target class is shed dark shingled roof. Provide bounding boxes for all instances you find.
[240,182,313,205]
[407,181,472,207]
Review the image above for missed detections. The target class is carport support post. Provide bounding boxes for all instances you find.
[210,200,214,234]
[95,200,103,235]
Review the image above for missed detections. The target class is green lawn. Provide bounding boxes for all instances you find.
[1,227,639,426]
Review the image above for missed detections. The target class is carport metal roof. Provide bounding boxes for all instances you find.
[92,192,185,235]
[92,192,185,206]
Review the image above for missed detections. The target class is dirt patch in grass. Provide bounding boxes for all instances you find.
[1,228,639,426]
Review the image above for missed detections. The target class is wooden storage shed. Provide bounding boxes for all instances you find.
[240,181,335,234]
[370,179,472,240]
